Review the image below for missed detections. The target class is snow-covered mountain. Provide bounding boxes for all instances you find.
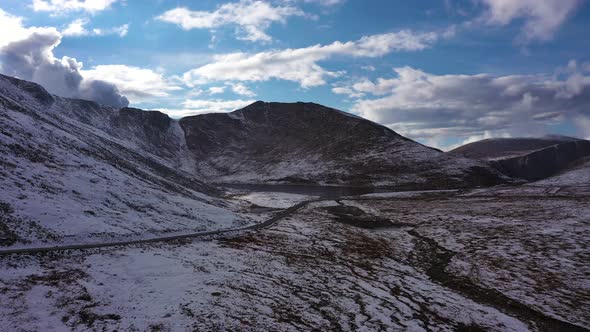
[180,101,508,188]
[0,74,250,246]
[0,74,513,245]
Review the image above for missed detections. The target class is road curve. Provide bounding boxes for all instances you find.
[1,191,577,256]
[0,198,323,256]
[0,192,522,256]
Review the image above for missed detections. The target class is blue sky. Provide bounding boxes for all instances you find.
[0,0,589,150]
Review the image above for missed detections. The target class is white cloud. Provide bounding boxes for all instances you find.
[304,0,344,6]
[31,0,118,14]
[92,24,129,37]
[229,82,256,97]
[208,86,226,95]
[150,52,214,70]
[0,8,128,107]
[333,76,398,98]
[81,65,182,103]
[480,0,581,42]
[331,86,364,98]
[182,29,442,88]
[159,99,255,117]
[62,19,129,37]
[0,8,48,48]
[156,0,304,42]
[187,88,204,97]
[282,0,344,6]
[0,8,181,107]
[343,65,590,149]
[62,18,87,36]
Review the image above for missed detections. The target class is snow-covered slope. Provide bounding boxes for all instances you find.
[180,101,508,188]
[0,74,250,247]
[533,156,590,187]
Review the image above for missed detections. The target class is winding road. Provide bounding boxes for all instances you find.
[0,190,581,256]
[0,198,324,256]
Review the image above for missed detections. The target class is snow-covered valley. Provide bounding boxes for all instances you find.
[1,185,588,331]
[0,74,589,331]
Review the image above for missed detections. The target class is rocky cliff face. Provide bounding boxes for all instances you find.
[179,101,508,188]
[53,100,190,167]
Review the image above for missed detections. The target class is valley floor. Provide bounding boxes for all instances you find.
[0,186,588,331]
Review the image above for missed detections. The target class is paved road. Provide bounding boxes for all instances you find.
[0,191,523,256]
[0,198,323,256]
[3,189,565,256]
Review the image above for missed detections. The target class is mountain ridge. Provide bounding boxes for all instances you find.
[1,73,508,189]
[179,100,506,187]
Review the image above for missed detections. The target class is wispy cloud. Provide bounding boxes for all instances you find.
[182,29,445,88]
[156,0,304,42]
[31,0,119,14]
[281,0,345,7]
[208,86,226,95]
[479,0,582,43]
[229,83,256,97]
[62,19,129,37]
[303,0,345,6]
